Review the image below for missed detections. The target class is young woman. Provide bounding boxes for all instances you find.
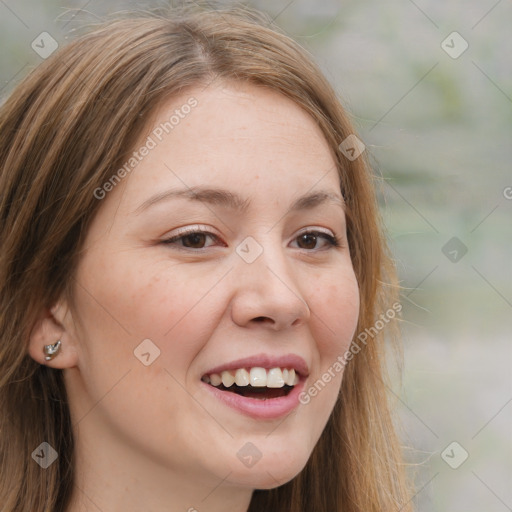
[0,5,412,511]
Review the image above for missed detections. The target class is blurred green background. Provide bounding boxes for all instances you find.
[1,0,511,509]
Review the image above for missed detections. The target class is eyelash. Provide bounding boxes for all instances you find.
[161,227,341,252]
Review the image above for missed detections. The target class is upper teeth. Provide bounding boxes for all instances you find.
[202,367,299,388]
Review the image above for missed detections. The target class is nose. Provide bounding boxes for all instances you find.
[229,239,311,331]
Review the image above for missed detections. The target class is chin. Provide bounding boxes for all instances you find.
[225,448,310,489]
[232,464,306,489]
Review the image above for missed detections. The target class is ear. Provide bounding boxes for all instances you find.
[27,299,79,368]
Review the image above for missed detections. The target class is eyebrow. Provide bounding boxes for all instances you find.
[133,186,345,215]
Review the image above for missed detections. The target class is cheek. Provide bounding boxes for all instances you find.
[296,267,359,426]
[78,253,187,331]
[73,256,226,375]
[69,257,223,440]
[309,267,360,359]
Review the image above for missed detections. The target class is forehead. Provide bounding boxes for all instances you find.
[113,82,341,214]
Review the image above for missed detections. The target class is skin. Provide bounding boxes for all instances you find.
[29,81,360,512]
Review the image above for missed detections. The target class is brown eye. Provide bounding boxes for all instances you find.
[181,233,208,248]
[162,229,220,250]
[162,229,338,252]
[293,231,339,251]
[297,233,318,250]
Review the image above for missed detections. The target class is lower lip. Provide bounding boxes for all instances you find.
[201,379,306,420]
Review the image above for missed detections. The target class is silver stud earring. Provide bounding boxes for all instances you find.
[43,340,61,361]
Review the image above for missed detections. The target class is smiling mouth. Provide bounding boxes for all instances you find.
[207,383,294,399]
[201,367,299,400]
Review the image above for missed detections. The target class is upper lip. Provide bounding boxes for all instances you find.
[203,353,310,378]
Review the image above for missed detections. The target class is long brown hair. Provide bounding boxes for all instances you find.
[0,5,412,511]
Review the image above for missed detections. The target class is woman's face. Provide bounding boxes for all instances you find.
[64,82,360,491]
